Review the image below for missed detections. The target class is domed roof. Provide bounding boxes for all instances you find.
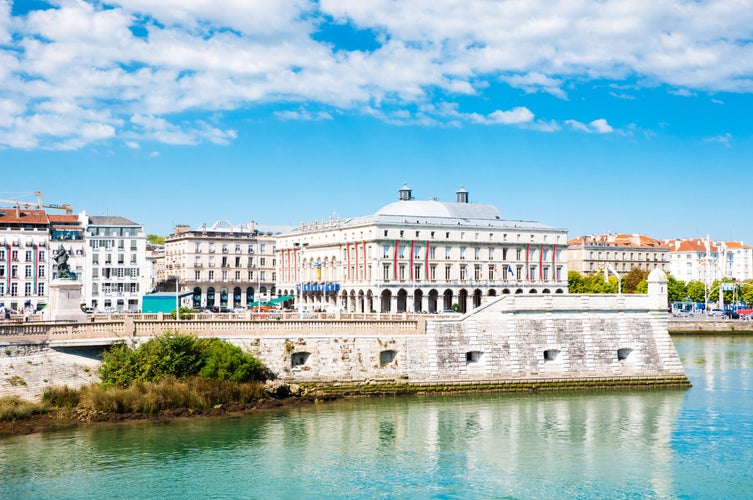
[374,199,503,220]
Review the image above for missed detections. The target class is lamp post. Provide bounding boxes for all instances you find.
[173,274,179,321]
[256,264,261,316]
[294,242,308,319]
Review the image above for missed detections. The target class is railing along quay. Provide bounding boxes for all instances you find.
[1,312,428,344]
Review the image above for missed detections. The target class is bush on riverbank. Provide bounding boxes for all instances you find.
[98,333,270,387]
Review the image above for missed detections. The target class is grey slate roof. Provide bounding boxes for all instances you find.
[88,216,140,226]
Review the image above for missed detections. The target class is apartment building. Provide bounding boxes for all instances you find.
[83,214,150,312]
[567,233,669,276]
[164,220,290,310]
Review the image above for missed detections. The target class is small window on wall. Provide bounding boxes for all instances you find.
[291,352,310,367]
[617,348,633,361]
[380,350,397,366]
[543,349,560,361]
[466,351,482,364]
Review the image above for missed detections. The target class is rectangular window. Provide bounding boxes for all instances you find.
[25,283,32,296]
[25,265,32,278]
[260,271,266,280]
[208,271,214,281]
[235,271,241,280]
[474,265,481,280]
[414,264,421,280]
[130,268,138,278]
[429,246,436,259]
[222,270,228,281]
[195,270,201,281]
[11,283,18,296]
[489,248,494,260]
[117,268,125,278]
[25,250,32,261]
[260,244,266,253]
[430,264,436,280]
[260,257,266,266]
[235,244,241,253]
[383,264,390,281]
[248,244,254,253]
[445,265,451,280]
[445,247,451,259]
[460,247,466,260]
[398,264,406,280]
[222,243,228,253]
[488,265,495,281]
[38,266,45,278]
[383,245,390,258]
[37,283,44,296]
[195,243,202,253]
[474,247,480,260]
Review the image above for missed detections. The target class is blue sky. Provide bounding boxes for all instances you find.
[2,1,753,243]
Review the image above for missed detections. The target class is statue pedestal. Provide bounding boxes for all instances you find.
[45,279,87,323]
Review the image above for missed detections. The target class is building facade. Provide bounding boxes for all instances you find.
[275,185,568,315]
[82,215,150,312]
[665,237,753,283]
[567,233,670,277]
[163,220,289,310]
[0,208,52,312]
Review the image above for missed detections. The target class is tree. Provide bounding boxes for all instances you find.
[685,280,706,303]
[666,274,687,303]
[622,268,647,294]
[146,234,165,245]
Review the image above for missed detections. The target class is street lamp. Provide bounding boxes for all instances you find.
[256,263,261,316]
[172,274,180,321]
[294,242,309,319]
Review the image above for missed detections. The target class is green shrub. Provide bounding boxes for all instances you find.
[98,333,269,387]
[198,339,267,382]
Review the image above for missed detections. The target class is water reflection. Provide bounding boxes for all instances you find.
[2,336,753,498]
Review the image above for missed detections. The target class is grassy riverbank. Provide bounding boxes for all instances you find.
[0,378,316,436]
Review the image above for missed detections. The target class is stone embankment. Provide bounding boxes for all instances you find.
[667,319,753,334]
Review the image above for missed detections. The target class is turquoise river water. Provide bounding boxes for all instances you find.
[1,335,752,499]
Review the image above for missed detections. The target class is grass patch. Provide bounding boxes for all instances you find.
[0,397,47,422]
[79,378,268,415]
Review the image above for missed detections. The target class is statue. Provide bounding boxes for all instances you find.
[54,245,76,280]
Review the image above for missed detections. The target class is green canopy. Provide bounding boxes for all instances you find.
[268,295,294,304]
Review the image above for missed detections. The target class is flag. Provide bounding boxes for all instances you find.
[508,265,515,278]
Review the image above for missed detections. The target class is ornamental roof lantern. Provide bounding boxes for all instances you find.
[398,183,413,201]
[456,186,469,203]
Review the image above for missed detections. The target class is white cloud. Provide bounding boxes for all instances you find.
[565,118,615,134]
[2,1,753,149]
[704,133,732,146]
[470,107,535,125]
[275,109,334,121]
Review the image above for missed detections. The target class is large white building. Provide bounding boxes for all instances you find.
[275,185,568,314]
[163,220,290,310]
